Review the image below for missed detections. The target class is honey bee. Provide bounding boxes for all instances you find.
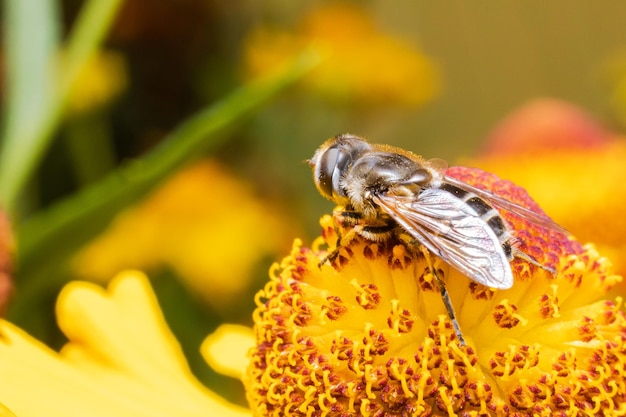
[309,134,565,345]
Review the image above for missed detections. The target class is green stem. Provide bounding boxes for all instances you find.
[10,50,321,325]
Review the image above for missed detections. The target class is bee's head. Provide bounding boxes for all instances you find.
[309,134,372,205]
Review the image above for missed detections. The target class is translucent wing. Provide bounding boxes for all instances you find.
[373,188,514,289]
[443,175,569,235]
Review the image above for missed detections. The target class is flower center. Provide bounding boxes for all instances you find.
[245,212,625,416]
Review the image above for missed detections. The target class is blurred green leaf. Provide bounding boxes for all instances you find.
[1,0,60,204]
[0,0,124,213]
[10,50,321,326]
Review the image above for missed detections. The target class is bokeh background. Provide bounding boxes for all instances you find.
[3,0,626,406]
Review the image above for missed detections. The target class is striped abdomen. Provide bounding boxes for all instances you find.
[439,182,514,260]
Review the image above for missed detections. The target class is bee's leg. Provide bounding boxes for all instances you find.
[512,248,556,275]
[318,207,363,267]
[318,226,360,267]
[420,246,466,346]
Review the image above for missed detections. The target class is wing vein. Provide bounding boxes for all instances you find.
[373,188,513,289]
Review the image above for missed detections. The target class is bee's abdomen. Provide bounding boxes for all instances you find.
[439,183,513,259]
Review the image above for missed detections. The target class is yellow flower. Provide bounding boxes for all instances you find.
[0,270,250,417]
[244,166,626,416]
[470,99,626,278]
[73,160,290,307]
[66,50,128,114]
[243,4,439,107]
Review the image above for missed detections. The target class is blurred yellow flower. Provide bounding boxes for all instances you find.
[244,166,625,416]
[66,50,128,114]
[73,160,290,307]
[470,99,626,278]
[243,4,439,107]
[0,270,250,417]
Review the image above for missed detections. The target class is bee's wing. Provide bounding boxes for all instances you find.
[443,175,569,235]
[373,188,513,289]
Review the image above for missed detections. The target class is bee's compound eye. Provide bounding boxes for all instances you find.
[314,146,342,200]
[312,134,370,202]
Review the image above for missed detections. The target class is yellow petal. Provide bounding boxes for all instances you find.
[0,403,16,417]
[0,270,250,417]
[201,324,255,380]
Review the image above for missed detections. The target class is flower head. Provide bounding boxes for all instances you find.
[244,166,625,416]
[243,4,439,107]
